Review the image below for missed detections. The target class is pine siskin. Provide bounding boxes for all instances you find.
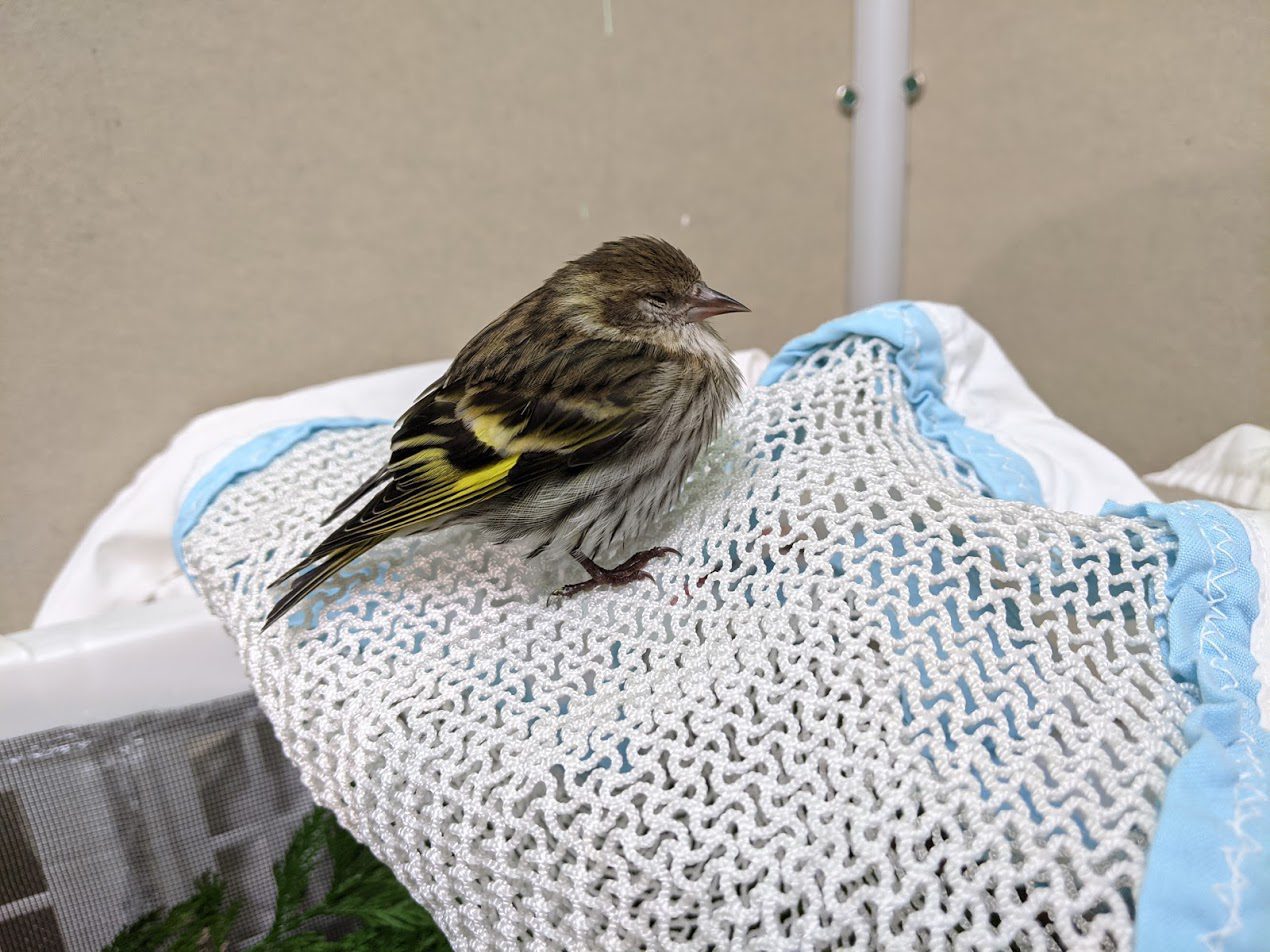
[265,236,748,629]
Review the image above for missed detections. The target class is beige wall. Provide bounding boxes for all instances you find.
[1,2,1265,632]
[907,0,1269,472]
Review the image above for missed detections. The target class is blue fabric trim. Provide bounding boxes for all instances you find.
[758,301,1045,506]
[172,417,389,575]
[1103,501,1268,952]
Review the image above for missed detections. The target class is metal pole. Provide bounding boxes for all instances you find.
[849,0,912,311]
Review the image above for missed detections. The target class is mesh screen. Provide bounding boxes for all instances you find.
[0,694,315,951]
[182,335,1194,950]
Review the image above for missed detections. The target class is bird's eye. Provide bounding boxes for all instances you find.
[647,293,669,308]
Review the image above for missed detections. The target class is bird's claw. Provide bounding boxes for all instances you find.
[548,546,680,605]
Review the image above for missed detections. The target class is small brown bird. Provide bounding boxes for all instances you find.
[265,237,747,629]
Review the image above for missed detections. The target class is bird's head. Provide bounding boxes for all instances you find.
[549,236,749,344]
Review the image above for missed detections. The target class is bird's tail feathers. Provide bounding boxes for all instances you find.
[262,535,379,631]
[321,465,388,526]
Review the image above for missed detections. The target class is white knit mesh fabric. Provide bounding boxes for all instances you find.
[184,336,1193,951]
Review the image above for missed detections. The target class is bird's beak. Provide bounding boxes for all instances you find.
[686,284,751,323]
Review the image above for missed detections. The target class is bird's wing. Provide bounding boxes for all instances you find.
[330,378,643,542]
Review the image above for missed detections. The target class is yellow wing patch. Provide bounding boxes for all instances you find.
[393,447,455,485]
[459,397,630,456]
[452,453,518,494]
[469,411,526,452]
[347,453,523,537]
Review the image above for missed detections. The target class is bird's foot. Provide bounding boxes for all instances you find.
[611,546,680,575]
[550,547,681,601]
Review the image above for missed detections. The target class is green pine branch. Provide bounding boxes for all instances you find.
[105,809,451,952]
